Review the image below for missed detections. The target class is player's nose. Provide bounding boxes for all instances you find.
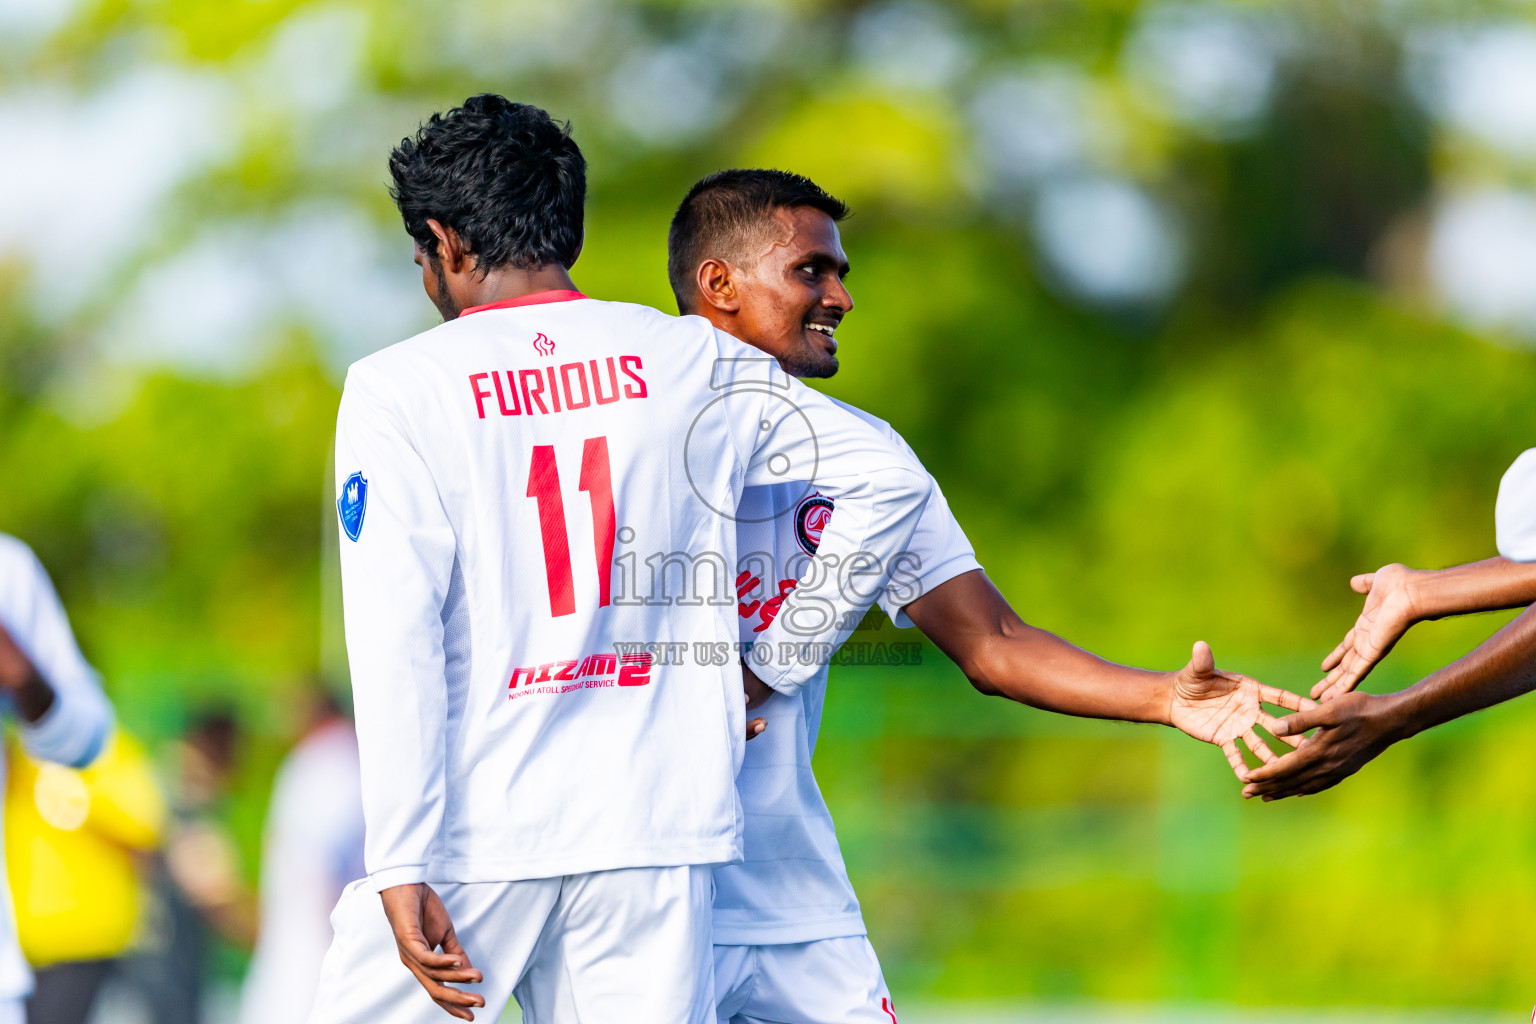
[824,277,853,314]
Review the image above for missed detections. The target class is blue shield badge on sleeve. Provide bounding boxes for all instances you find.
[338,472,368,542]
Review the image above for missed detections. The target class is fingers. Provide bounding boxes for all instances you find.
[1320,633,1351,672]
[1268,703,1330,737]
[1241,749,1315,794]
[1187,640,1216,678]
[746,717,766,740]
[1315,678,1353,704]
[1242,728,1275,764]
[1257,684,1312,713]
[1350,572,1375,594]
[1257,712,1300,750]
[401,961,484,1020]
[1219,740,1248,782]
[401,937,482,981]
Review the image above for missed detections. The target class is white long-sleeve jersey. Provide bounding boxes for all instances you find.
[335,291,929,890]
[0,534,115,998]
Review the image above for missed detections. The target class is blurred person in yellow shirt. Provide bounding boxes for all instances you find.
[6,728,164,1024]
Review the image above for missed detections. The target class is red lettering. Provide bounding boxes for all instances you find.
[546,366,562,413]
[492,370,521,416]
[579,654,617,677]
[561,362,591,410]
[470,373,493,419]
[552,658,578,682]
[527,446,575,617]
[753,579,798,634]
[618,653,653,687]
[579,436,615,608]
[521,369,549,414]
[509,666,535,689]
[591,358,620,405]
[534,662,556,683]
[619,355,647,399]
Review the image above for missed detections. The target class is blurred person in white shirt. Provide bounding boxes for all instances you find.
[239,689,363,1024]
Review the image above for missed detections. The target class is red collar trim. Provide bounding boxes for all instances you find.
[458,290,588,318]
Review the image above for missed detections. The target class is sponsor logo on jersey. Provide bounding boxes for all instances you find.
[337,472,368,542]
[468,356,648,419]
[532,332,555,357]
[737,570,800,634]
[506,650,653,702]
[794,493,834,555]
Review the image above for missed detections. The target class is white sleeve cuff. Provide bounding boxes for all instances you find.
[20,678,112,769]
[883,556,983,629]
[365,865,429,892]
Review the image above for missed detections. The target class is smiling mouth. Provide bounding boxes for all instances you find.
[806,322,838,351]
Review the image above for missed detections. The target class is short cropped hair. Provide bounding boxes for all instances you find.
[389,94,586,272]
[667,169,848,312]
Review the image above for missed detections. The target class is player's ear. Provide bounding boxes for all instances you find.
[695,258,739,314]
[425,219,468,274]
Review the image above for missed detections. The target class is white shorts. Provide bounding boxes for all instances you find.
[714,935,898,1023]
[308,865,714,1024]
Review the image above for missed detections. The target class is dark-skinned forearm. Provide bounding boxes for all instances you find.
[1408,557,1536,621]
[1382,601,1536,739]
[904,570,1172,726]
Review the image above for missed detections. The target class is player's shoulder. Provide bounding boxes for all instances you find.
[822,394,894,436]
[1499,448,1536,489]
[820,394,921,461]
[0,533,42,577]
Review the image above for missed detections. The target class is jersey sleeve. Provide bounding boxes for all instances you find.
[1496,448,1536,562]
[875,468,982,629]
[725,353,930,695]
[334,368,458,892]
[10,544,113,769]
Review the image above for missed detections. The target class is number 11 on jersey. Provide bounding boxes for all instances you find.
[526,436,615,618]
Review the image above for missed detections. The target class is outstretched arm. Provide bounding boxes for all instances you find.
[1314,558,1536,702]
[1244,601,1536,801]
[903,570,1310,779]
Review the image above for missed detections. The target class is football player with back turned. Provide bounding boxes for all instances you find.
[308,100,931,1023]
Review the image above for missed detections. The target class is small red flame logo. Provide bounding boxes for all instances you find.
[533,332,555,357]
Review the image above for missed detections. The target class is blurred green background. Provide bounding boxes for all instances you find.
[4,0,1536,1017]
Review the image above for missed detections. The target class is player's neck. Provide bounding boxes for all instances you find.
[692,308,807,380]
[458,264,580,310]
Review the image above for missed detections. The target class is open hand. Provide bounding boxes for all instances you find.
[1240,690,1405,800]
[1314,564,1419,702]
[1167,641,1315,782]
[379,883,484,1020]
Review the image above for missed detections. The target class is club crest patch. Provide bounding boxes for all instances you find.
[794,494,834,555]
[338,472,368,542]
[533,332,555,357]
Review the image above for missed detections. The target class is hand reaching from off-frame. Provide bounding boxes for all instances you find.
[1167,641,1316,782]
[379,883,484,1020]
[1314,564,1419,702]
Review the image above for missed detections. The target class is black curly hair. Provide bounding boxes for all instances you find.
[667,169,848,312]
[389,95,586,273]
